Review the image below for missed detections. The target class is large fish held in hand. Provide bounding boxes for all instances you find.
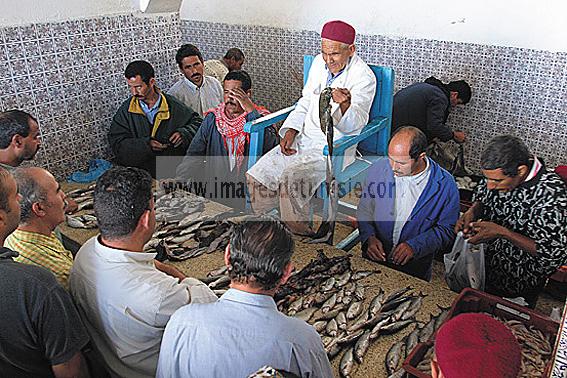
[310,87,337,245]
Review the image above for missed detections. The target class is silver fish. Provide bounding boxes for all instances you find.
[353,330,372,363]
[326,342,342,360]
[342,293,353,306]
[346,301,363,320]
[206,229,231,253]
[391,298,414,322]
[351,270,377,280]
[287,297,304,316]
[336,311,347,330]
[400,294,425,321]
[336,288,345,304]
[321,293,337,313]
[385,340,405,376]
[208,275,230,290]
[369,316,391,339]
[381,319,414,334]
[313,305,346,321]
[312,321,327,333]
[434,306,450,331]
[78,199,94,211]
[322,277,336,291]
[384,286,412,304]
[168,233,195,244]
[326,318,338,337]
[344,282,356,296]
[354,284,365,302]
[335,270,351,287]
[387,369,406,378]
[295,307,318,322]
[405,326,421,354]
[419,315,437,342]
[368,289,385,318]
[349,311,369,332]
[339,348,356,378]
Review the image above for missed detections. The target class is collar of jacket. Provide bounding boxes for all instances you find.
[128,91,170,138]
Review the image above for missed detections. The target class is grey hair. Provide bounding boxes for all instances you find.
[12,168,47,223]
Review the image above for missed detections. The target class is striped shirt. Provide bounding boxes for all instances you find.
[5,229,73,289]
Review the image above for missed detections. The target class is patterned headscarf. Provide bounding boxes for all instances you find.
[207,103,270,172]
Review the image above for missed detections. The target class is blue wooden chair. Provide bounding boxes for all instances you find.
[244,55,394,241]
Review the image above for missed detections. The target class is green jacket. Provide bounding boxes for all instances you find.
[108,92,202,177]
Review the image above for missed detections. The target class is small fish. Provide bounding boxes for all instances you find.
[339,348,356,378]
[369,316,391,339]
[208,275,231,290]
[400,294,425,321]
[295,307,318,322]
[346,301,363,320]
[434,306,451,331]
[206,230,231,253]
[383,286,412,304]
[321,336,333,347]
[419,315,437,342]
[336,311,347,330]
[354,284,365,302]
[342,293,353,306]
[312,321,327,333]
[321,293,337,313]
[387,369,406,378]
[168,233,195,244]
[380,295,414,313]
[207,265,228,277]
[336,288,345,303]
[322,277,336,291]
[368,289,385,318]
[287,297,304,316]
[351,270,377,280]
[353,330,372,363]
[349,311,369,332]
[326,342,342,360]
[391,298,414,322]
[313,305,346,321]
[385,340,405,376]
[381,319,414,335]
[405,326,421,354]
[343,282,356,296]
[78,199,94,211]
[335,270,351,287]
[326,318,338,337]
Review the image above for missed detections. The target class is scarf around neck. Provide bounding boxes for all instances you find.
[207,103,270,172]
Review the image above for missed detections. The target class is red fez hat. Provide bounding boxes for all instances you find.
[435,313,521,378]
[321,20,355,45]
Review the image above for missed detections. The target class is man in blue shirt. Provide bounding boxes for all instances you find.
[157,216,333,378]
[357,126,460,281]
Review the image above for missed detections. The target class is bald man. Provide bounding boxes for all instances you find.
[357,126,460,280]
[5,167,74,289]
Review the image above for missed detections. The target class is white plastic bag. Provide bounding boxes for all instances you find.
[444,232,486,292]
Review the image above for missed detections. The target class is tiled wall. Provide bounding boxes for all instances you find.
[0,13,182,179]
[181,20,567,172]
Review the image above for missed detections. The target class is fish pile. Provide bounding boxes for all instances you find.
[391,306,450,377]
[273,251,431,378]
[200,265,231,297]
[65,184,96,228]
[154,190,206,223]
[408,312,553,378]
[455,176,478,191]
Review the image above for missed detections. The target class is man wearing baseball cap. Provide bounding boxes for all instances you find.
[247,20,376,235]
[432,313,522,378]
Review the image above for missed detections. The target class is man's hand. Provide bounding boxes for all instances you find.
[169,132,184,148]
[392,242,414,265]
[280,129,298,156]
[467,221,508,245]
[332,88,351,114]
[154,260,187,282]
[365,235,386,262]
[228,88,255,113]
[453,131,466,143]
[150,139,168,152]
[455,209,476,236]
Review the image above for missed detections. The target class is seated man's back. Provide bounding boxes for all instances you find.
[158,288,329,378]
[0,250,89,377]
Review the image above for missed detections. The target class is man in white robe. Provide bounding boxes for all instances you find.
[246,20,376,234]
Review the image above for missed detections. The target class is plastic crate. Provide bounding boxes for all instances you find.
[433,288,559,376]
[402,341,434,378]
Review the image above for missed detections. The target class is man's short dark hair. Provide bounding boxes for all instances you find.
[228,216,294,291]
[0,110,37,149]
[224,70,252,92]
[94,167,153,239]
[480,135,531,177]
[175,44,203,67]
[224,48,245,62]
[12,168,47,223]
[392,126,428,160]
[124,60,155,85]
[447,80,472,104]
[0,168,12,213]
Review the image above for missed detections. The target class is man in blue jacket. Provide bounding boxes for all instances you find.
[357,126,460,281]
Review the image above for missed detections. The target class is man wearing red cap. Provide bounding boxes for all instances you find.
[432,313,521,378]
[247,20,376,235]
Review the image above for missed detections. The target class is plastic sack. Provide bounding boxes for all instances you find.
[444,232,485,292]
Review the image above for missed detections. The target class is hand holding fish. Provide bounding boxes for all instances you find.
[467,221,508,244]
[331,88,351,114]
[392,242,414,265]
